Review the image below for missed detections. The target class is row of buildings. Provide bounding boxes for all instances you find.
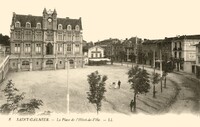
[88,35,200,74]
[1,8,200,76]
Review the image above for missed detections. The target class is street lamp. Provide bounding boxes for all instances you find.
[67,60,69,114]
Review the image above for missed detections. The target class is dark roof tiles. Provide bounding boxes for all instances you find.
[12,14,82,30]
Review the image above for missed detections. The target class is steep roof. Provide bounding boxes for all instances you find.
[57,17,82,30]
[12,13,82,30]
[12,14,43,27]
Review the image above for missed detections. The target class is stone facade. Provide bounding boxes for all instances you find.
[171,35,200,73]
[9,8,84,71]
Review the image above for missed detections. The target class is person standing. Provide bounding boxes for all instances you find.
[130,100,134,112]
[118,80,121,89]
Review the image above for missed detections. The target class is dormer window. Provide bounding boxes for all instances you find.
[75,25,79,31]
[67,25,71,31]
[36,23,41,29]
[26,22,31,28]
[58,24,62,30]
[15,21,20,28]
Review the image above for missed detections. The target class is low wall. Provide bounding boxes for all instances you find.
[0,55,9,83]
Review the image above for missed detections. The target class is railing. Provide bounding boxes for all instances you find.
[0,55,10,84]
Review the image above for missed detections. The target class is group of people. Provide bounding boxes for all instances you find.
[108,80,135,112]
[109,80,121,89]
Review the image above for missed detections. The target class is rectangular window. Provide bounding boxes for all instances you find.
[175,42,177,48]
[15,31,21,40]
[198,46,200,53]
[179,52,182,58]
[199,57,200,64]
[24,30,32,40]
[57,33,63,41]
[75,34,80,42]
[67,33,72,41]
[25,44,31,53]
[14,44,20,53]
[57,44,63,52]
[174,52,177,58]
[63,34,66,41]
[75,44,80,53]
[67,44,71,52]
[36,44,41,53]
[35,31,42,41]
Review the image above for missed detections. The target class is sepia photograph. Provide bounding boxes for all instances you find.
[0,0,200,127]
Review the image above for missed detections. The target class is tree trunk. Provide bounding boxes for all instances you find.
[153,84,156,98]
[133,92,137,112]
[96,104,99,115]
[164,76,167,88]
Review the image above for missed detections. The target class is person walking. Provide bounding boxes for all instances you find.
[118,80,121,89]
[130,100,134,112]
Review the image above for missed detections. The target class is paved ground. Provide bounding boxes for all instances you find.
[0,64,181,115]
[166,72,200,114]
[117,62,200,114]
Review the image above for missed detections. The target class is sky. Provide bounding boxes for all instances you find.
[0,0,200,42]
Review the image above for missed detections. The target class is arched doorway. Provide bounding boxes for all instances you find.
[69,59,74,68]
[21,61,30,71]
[46,43,53,55]
[46,59,54,69]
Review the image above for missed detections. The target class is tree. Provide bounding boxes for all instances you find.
[18,99,43,115]
[151,72,160,98]
[130,52,136,68]
[87,71,107,114]
[0,34,10,46]
[162,60,172,88]
[119,51,126,65]
[127,65,150,112]
[0,80,43,115]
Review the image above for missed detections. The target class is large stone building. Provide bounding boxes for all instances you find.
[171,35,200,73]
[9,8,84,71]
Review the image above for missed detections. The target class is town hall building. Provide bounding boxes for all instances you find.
[9,8,84,71]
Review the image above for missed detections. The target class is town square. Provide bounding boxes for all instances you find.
[0,1,200,127]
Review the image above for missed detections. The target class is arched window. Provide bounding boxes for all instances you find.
[26,22,31,28]
[46,60,53,65]
[58,24,62,30]
[15,21,21,28]
[75,25,79,31]
[36,23,41,29]
[67,25,71,31]
[46,43,53,55]
[69,59,74,64]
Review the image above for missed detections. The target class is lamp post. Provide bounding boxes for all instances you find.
[67,60,69,114]
[159,42,163,93]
